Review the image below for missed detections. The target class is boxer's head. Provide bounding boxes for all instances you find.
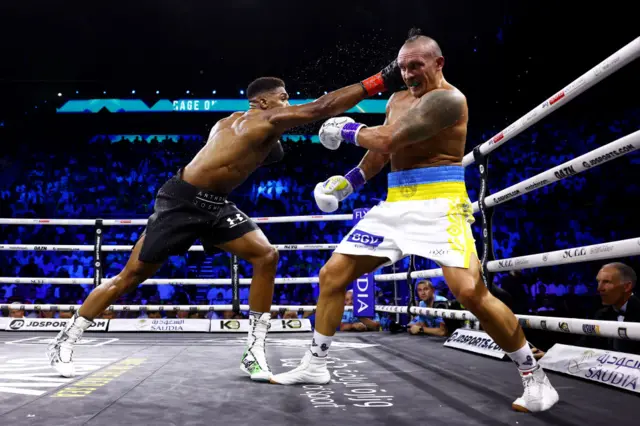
[597,262,636,307]
[397,27,444,97]
[247,77,289,110]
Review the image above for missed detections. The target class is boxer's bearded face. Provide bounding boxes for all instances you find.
[258,87,290,110]
[398,45,443,98]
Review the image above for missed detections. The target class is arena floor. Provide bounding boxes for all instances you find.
[0,332,634,426]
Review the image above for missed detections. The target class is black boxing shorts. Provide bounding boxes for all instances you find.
[138,171,259,263]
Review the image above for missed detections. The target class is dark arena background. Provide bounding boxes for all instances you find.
[0,1,639,425]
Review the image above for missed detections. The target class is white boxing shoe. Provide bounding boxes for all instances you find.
[46,312,93,378]
[240,313,272,382]
[512,365,560,412]
[269,350,331,385]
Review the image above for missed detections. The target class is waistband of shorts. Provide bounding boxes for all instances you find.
[160,170,227,206]
[387,166,466,202]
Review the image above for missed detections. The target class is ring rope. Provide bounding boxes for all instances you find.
[1,129,636,233]
[0,276,319,285]
[0,243,338,252]
[461,36,640,167]
[2,237,637,286]
[0,304,317,312]
[470,129,639,213]
[370,305,640,341]
[374,236,640,281]
[0,214,353,226]
[5,302,636,341]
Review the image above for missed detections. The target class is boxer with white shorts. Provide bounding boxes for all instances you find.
[271,28,559,413]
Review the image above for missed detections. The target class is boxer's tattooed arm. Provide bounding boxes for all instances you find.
[355,89,466,153]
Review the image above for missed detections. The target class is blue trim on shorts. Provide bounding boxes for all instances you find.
[388,166,464,188]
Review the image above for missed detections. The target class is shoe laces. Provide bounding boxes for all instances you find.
[521,367,544,399]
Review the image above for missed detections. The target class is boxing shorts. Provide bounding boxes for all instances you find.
[138,170,258,263]
[334,165,477,268]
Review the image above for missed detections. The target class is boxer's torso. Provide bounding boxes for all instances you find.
[387,84,468,171]
[181,111,281,194]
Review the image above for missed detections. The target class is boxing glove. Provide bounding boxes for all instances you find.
[319,117,366,150]
[313,168,366,213]
[360,59,405,96]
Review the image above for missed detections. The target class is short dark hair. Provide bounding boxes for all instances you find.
[246,77,285,100]
[405,27,424,43]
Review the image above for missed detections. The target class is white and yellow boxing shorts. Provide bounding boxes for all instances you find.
[334,165,477,268]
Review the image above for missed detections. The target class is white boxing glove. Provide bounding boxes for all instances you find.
[318,117,367,150]
[313,168,367,213]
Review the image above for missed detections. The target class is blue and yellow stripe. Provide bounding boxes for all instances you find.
[387,166,467,202]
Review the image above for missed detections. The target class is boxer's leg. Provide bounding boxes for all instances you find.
[213,228,278,381]
[441,253,525,353]
[79,235,163,319]
[314,253,387,336]
[215,229,278,314]
[270,253,387,385]
[442,253,559,412]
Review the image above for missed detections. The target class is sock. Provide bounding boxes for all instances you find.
[249,310,268,321]
[310,330,332,358]
[507,342,538,372]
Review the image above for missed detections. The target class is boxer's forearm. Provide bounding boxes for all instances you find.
[312,83,368,119]
[357,150,390,180]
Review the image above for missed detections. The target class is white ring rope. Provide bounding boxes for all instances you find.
[461,36,640,167]
[0,277,319,285]
[370,305,640,341]
[2,236,637,286]
[470,129,640,213]
[0,304,317,312]
[4,302,637,341]
[375,237,640,281]
[0,214,353,226]
[0,243,338,252]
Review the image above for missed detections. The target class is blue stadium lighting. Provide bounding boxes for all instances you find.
[240,90,245,95]
[156,90,160,94]
[131,90,136,94]
[58,93,62,97]
[212,90,217,95]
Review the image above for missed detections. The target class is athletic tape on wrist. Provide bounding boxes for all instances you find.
[341,122,365,146]
[344,167,366,191]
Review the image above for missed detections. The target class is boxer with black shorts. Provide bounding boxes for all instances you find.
[47,63,406,381]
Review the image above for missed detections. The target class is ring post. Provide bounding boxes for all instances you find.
[93,219,104,289]
[231,254,240,314]
[472,146,495,291]
[406,255,417,315]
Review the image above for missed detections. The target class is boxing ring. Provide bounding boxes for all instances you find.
[0,37,639,425]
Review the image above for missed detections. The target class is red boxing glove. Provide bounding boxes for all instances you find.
[361,60,404,96]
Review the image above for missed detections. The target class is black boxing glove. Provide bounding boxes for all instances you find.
[360,60,405,96]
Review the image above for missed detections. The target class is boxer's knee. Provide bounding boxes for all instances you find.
[319,259,350,297]
[251,245,279,273]
[453,281,489,313]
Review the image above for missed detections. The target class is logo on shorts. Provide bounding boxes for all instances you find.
[226,213,246,228]
[398,174,418,198]
[346,230,384,248]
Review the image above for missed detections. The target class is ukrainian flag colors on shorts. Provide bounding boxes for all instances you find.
[334,165,477,268]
